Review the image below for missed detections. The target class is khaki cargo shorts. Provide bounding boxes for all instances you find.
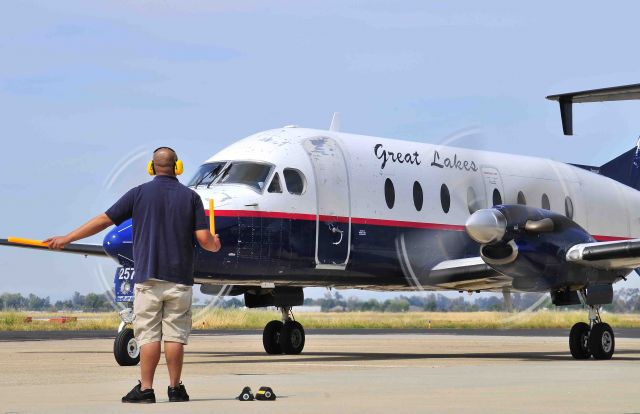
[133,279,193,347]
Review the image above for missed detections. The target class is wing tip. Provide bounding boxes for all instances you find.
[6,237,48,247]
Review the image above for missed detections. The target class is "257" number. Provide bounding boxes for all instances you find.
[118,267,135,280]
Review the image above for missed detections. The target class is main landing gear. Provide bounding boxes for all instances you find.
[569,292,615,360]
[262,307,306,355]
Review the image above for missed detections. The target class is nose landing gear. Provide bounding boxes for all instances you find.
[569,291,615,360]
[114,305,140,366]
[262,307,306,355]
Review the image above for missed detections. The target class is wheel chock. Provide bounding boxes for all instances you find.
[255,386,276,401]
[237,386,254,401]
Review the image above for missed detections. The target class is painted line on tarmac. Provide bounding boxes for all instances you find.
[3,328,640,342]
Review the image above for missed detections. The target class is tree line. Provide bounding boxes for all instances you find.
[304,288,640,313]
[3,288,640,312]
[0,291,113,312]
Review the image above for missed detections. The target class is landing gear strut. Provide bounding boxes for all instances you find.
[569,291,615,360]
[262,307,306,355]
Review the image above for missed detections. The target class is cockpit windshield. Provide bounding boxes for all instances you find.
[217,162,272,192]
[188,162,227,188]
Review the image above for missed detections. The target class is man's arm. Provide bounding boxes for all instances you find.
[195,230,221,253]
[44,213,114,250]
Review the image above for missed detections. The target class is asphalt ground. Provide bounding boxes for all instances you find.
[1,330,639,413]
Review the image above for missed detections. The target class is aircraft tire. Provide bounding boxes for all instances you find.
[569,322,591,360]
[589,322,615,360]
[114,327,140,366]
[263,320,284,354]
[281,320,305,355]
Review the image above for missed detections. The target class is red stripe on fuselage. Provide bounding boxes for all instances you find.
[207,209,631,240]
[593,235,632,242]
[209,209,468,232]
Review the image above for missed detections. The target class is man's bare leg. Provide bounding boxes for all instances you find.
[140,341,161,390]
[164,341,184,387]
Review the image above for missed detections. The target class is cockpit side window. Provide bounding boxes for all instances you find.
[267,172,282,193]
[218,162,273,192]
[283,168,305,195]
[188,162,227,188]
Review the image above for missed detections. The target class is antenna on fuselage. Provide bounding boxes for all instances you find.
[546,83,640,135]
[329,112,341,132]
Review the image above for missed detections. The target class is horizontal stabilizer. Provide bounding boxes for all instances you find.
[0,237,106,257]
[546,83,640,135]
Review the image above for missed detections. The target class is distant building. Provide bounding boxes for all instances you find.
[294,306,322,313]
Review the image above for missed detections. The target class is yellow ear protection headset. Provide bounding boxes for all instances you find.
[147,146,184,176]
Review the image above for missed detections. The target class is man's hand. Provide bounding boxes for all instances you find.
[195,229,221,253]
[43,235,71,250]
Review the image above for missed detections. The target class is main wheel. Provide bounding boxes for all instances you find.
[569,322,591,360]
[263,320,284,354]
[589,322,615,360]
[281,320,305,355]
[114,327,140,366]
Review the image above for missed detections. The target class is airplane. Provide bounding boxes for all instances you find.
[3,83,640,365]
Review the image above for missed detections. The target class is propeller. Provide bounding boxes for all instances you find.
[92,147,233,318]
[394,126,549,320]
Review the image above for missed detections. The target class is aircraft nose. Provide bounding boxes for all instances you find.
[102,220,133,264]
[465,208,507,244]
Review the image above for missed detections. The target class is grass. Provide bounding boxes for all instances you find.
[0,311,120,331]
[2,309,640,331]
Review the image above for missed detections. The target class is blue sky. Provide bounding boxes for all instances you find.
[1,1,640,300]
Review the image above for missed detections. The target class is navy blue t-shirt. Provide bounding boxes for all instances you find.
[105,175,208,285]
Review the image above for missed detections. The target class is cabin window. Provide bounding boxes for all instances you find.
[283,168,305,195]
[413,181,423,211]
[517,191,526,205]
[385,178,395,209]
[188,161,227,188]
[565,196,574,219]
[267,173,282,193]
[492,188,502,206]
[541,193,551,210]
[440,184,450,213]
[218,162,272,191]
[467,187,481,214]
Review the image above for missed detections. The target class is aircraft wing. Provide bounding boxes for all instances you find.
[566,239,640,270]
[426,257,512,291]
[0,237,107,257]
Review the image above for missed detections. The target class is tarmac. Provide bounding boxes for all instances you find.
[1,329,639,413]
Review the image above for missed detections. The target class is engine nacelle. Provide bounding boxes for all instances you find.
[466,205,596,290]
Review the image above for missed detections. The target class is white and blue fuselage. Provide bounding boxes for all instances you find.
[103,126,640,296]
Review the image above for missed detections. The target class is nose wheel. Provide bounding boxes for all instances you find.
[114,305,139,366]
[262,307,306,355]
[114,326,140,366]
[569,294,615,360]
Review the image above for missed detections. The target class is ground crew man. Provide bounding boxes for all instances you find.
[45,147,220,403]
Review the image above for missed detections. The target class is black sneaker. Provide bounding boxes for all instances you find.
[122,381,156,403]
[168,382,190,402]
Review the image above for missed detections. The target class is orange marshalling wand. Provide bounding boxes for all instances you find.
[7,237,48,247]
[209,198,216,235]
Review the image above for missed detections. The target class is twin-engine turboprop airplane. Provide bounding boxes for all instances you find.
[3,83,640,364]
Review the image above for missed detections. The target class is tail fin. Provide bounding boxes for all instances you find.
[574,139,640,191]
